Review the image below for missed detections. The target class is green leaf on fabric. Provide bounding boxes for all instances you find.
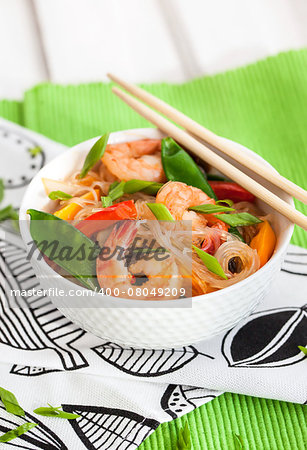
[0,423,37,443]
[298,346,307,355]
[174,422,192,449]
[28,146,42,157]
[33,404,80,420]
[233,433,244,449]
[0,387,25,416]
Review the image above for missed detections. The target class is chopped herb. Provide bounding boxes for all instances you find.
[192,245,227,279]
[101,196,113,207]
[0,205,18,222]
[124,179,163,195]
[109,181,125,202]
[189,204,234,214]
[28,146,42,157]
[218,212,262,227]
[0,178,4,203]
[33,404,80,419]
[229,226,245,242]
[234,433,244,449]
[216,199,234,207]
[298,346,307,355]
[0,423,37,443]
[48,191,73,201]
[0,387,25,416]
[146,203,174,221]
[174,422,192,449]
[79,133,109,179]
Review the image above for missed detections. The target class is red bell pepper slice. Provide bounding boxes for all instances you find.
[208,181,255,203]
[76,200,137,237]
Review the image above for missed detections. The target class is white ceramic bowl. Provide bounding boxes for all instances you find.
[20,128,293,349]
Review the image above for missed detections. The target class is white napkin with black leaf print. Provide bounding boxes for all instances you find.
[0,118,306,450]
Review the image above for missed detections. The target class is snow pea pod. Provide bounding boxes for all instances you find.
[161,137,217,200]
[27,209,100,290]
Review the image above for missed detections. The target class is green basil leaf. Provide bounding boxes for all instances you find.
[146,203,175,221]
[0,387,25,416]
[109,181,125,202]
[28,146,42,157]
[216,199,234,207]
[49,191,73,201]
[174,422,192,450]
[0,423,37,443]
[34,405,80,420]
[234,433,244,449]
[79,133,109,179]
[229,226,245,242]
[189,204,234,214]
[101,196,113,207]
[0,205,17,222]
[218,212,262,227]
[27,209,100,290]
[298,346,307,355]
[124,179,163,195]
[0,178,4,204]
[161,137,217,199]
[192,245,227,279]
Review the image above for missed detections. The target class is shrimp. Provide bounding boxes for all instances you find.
[156,181,215,229]
[102,139,166,182]
[96,221,182,300]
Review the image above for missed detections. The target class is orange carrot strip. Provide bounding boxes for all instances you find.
[250,220,276,267]
[54,189,100,221]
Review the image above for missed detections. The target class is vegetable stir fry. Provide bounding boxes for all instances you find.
[29,136,276,298]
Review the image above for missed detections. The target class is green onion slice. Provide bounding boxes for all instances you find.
[124,179,163,195]
[79,133,109,179]
[192,245,227,279]
[48,191,73,201]
[189,204,234,214]
[146,203,174,221]
[218,212,262,227]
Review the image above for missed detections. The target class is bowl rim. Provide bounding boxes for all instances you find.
[19,127,294,305]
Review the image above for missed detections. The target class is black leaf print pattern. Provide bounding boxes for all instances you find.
[62,404,159,450]
[222,305,307,368]
[0,126,45,190]
[161,384,216,419]
[0,232,88,371]
[0,405,68,449]
[92,342,213,377]
[10,364,61,377]
[281,250,307,276]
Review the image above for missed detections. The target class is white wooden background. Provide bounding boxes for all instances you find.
[0,0,307,99]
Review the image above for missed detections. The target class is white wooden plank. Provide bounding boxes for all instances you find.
[0,0,47,99]
[34,0,185,83]
[164,0,307,77]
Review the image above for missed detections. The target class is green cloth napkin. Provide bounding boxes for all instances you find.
[0,49,306,449]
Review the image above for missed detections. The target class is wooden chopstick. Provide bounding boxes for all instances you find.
[108,73,307,205]
[111,86,307,231]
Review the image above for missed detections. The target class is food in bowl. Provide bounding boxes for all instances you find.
[27,134,277,299]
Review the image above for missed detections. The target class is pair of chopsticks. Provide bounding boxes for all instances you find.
[107,74,307,231]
